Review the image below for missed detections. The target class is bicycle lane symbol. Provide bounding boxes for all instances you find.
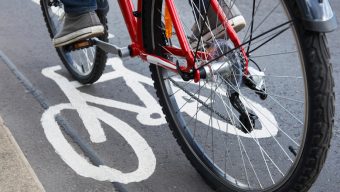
[40,57,278,183]
[40,58,165,183]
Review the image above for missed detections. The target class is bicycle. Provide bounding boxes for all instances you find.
[40,0,337,191]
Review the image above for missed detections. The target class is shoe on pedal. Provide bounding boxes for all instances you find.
[191,0,246,46]
[53,11,104,48]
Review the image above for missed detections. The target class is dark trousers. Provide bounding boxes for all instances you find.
[60,0,109,14]
[60,0,211,15]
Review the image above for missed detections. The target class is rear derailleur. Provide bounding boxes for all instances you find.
[243,67,268,100]
[229,92,258,133]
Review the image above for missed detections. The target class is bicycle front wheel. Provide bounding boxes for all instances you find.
[142,0,334,191]
[40,0,108,84]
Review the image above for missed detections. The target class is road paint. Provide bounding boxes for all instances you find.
[41,58,161,183]
[43,59,166,126]
[39,57,278,184]
[41,103,156,183]
[31,0,39,4]
[42,66,107,143]
[171,82,278,138]
[0,50,124,191]
[34,0,278,183]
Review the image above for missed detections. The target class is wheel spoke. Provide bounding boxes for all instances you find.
[244,2,281,42]
[198,20,293,70]
[153,0,310,189]
[268,95,303,124]
[246,0,257,54]
[46,1,99,78]
[217,74,301,146]
[250,50,297,58]
[248,26,291,54]
[213,82,263,189]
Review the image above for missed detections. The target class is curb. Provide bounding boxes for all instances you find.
[0,116,45,192]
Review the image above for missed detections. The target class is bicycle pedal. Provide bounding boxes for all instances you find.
[65,39,95,51]
[73,39,94,50]
[92,38,130,58]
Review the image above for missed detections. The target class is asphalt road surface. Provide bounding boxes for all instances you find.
[0,0,339,191]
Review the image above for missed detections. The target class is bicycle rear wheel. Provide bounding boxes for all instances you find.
[142,0,334,191]
[40,0,108,84]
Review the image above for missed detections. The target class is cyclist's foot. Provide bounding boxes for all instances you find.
[53,11,104,48]
[191,1,246,47]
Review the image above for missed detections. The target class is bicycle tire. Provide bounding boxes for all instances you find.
[40,0,108,84]
[142,0,334,191]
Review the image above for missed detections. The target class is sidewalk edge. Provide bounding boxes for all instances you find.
[0,116,46,192]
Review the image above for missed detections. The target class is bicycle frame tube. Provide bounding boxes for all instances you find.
[165,0,195,70]
[117,0,177,72]
[117,0,143,55]
[209,0,249,71]
[117,0,248,77]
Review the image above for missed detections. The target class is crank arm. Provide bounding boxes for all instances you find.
[91,38,130,58]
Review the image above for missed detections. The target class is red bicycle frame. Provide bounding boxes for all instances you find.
[117,0,249,81]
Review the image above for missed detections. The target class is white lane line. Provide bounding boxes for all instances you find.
[32,0,39,4]
[108,33,115,39]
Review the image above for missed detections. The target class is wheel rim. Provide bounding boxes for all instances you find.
[152,0,308,190]
[44,0,97,77]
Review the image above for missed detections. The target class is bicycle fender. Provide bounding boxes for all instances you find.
[296,0,337,32]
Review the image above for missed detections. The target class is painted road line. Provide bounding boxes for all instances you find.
[0,50,125,192]
[41,59,158,183]
[0,116,45,192]
[38,55,278,183]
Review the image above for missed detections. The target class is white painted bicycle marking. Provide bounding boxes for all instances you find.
[41,58,162,183]
[42,66,106,143]
[40,57,278,183]
[172,82,278,138]
[42,103,156,183]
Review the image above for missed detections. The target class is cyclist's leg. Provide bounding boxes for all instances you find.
[96,0,109,16]
[60,0,108,14]
[53,0,104,47]
[60,0,97,14]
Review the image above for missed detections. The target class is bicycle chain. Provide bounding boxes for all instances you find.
[237,50,247,73]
